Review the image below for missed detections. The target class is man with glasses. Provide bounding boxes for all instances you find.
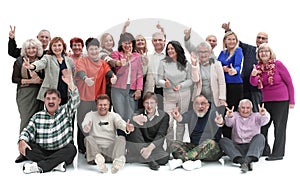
[221,22,268,114]
[168,95,225,171]
[126,92,170,171]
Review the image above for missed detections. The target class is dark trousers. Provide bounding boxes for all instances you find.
[262,101,289,157]
[219,134,265,163]
[26,142,77,172]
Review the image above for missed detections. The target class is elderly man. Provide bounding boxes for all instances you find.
[218,99,270,173]
[168,95,225,171]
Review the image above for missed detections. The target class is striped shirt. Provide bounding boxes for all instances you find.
[19,88,80,150]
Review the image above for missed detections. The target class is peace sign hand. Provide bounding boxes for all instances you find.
[9,25,16,39]
[226,106,234,117]
[258,103,266,115]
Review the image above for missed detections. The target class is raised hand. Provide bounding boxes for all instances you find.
[221,22,231,31]
[190,51,198,66]
[126,119,134,132]
[83,120,92,133]
[184,28,192,40]
[226,106,234,117]
[228,63,237,76]
[251,64,259,76]
[22,57,34,70]
[258,103,266,115]
[9,25,16,39]
[156,21,165,34]
[122,18,130,34]
[214,111,224,126]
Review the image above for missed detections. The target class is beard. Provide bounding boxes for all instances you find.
[196,111,206,117]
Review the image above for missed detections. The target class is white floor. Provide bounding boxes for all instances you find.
[2,107,299,179]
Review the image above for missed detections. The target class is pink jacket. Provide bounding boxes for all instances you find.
[111,51,143,90]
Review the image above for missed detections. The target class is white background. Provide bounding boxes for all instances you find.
[0,0,299,178]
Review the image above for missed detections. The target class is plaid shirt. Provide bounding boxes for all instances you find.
[19,88,80,150]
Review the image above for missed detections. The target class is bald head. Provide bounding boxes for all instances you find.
[256,32,268,47]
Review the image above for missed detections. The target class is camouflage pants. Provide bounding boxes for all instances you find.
[171,139,223,162]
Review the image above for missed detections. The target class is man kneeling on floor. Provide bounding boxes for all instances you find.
[82,94,134,174]
[169,95,225,171]
[18,69,80,174]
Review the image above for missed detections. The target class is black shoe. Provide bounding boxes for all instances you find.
[148,161,160,171]
[15,154,28,163]
[248,162,253,171]
[265,156,283,161]
[241,162,249,173]
[87,160,96,165]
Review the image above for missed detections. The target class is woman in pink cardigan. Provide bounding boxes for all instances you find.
[250,43,295,161]
[110,32,143,137]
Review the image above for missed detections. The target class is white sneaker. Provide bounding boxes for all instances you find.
[168,159,183,170]
[182,160,202,171]
[23,162,42,174]
[52,162,66,172]
[95,154,108,173]
[219,158,225,166]
[111,156,125,174]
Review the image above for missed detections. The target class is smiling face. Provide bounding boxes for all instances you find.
[87,45,100,60]
[258,47,271,64]
[238,100,253,118]
[166,43,177,60]
[44,92,61,115]
[51,40,64,57]
[96,99,110,116]
[103,35,114,51]
[224,34,237,50]
[193,95,210,117]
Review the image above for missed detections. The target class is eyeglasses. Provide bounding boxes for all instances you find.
[258,50,270,54]
[257,36,268,40]
[197,51,209,54]
[194,102,208,106]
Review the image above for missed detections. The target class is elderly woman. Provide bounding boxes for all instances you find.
[190,41,227,110]
[250,43,295,161]
[12,38,45,163]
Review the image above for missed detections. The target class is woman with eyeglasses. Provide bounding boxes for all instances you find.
[250,43,295,161]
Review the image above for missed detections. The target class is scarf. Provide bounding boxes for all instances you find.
[256,59,276,89]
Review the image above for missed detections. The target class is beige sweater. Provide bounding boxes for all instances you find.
[81,111,127,148]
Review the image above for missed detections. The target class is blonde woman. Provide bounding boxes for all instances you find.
[217,31,243,139]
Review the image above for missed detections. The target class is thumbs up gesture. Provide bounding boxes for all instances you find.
[251,64,259,76]
[228,63,237,76]
[214,111,224,126]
